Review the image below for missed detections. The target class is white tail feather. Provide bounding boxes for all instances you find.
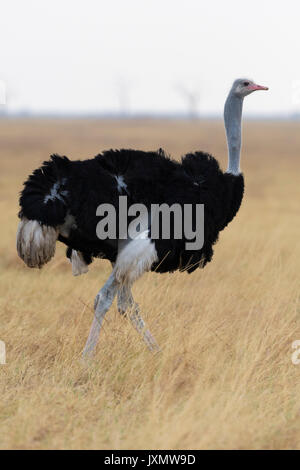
[16,217,58,268]
[70,250,89,276]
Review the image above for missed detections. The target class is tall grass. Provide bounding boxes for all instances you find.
[0,119,299,449]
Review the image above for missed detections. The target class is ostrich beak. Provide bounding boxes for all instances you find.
[249,83,269,91]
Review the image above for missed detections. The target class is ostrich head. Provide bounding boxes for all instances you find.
[231,78,269,98]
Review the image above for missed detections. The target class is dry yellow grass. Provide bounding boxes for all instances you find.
[0,118,300,450]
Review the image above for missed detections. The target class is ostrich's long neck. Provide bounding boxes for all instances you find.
[224,92,244,175]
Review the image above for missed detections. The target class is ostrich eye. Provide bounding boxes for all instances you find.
[243,81,250,86]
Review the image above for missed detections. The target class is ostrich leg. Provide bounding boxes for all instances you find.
[117,285,160,352]
[82,272,119,357]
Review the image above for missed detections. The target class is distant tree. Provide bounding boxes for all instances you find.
[116,78,131,117]
[176,83,201,119]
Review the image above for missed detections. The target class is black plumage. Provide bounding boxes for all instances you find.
[19,149,244,274]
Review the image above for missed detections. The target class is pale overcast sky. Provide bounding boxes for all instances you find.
[0,0,299,116]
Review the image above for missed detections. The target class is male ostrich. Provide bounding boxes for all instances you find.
[17,78,268,356]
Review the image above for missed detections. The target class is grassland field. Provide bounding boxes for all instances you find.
[0,118,299,449]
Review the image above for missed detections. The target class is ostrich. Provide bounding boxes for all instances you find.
[16,78,268,357]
